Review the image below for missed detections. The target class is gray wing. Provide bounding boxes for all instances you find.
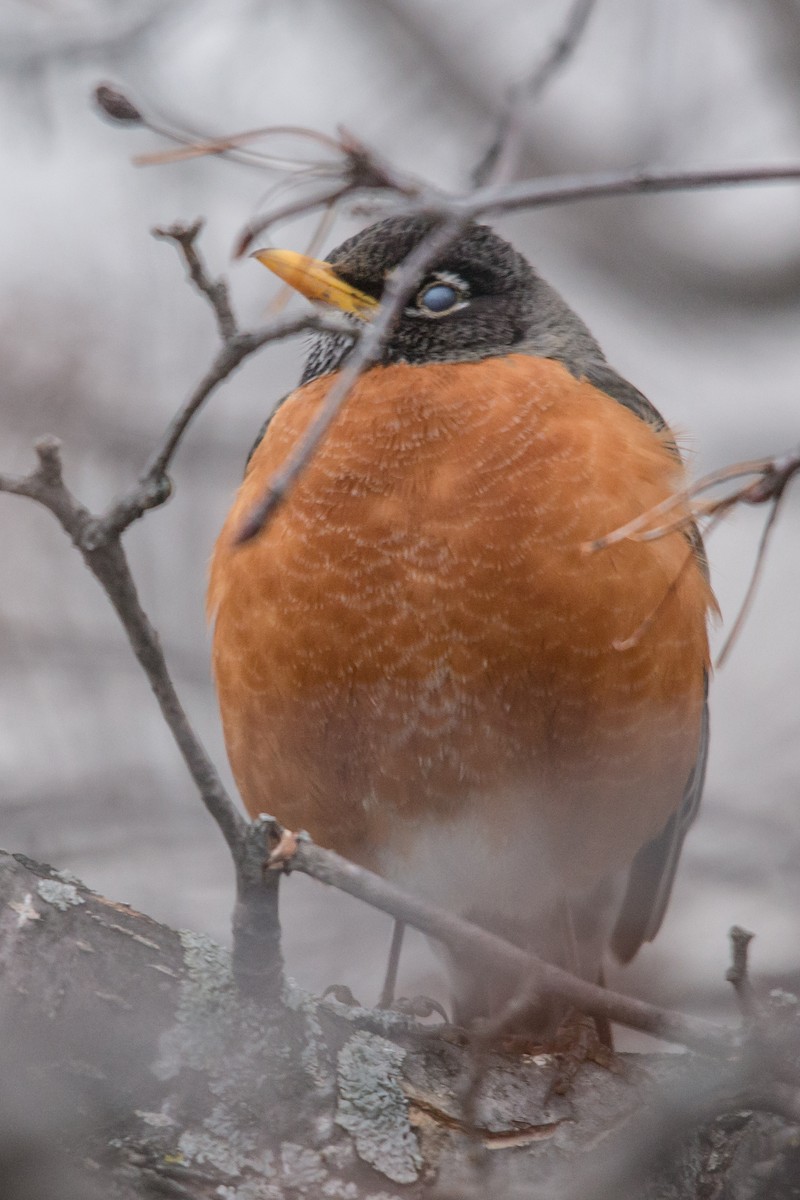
[558,356,711,962]
[610,681,709,964]
[582,360,670,438]
[583,360,711,577]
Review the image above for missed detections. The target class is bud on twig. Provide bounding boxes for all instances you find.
[93,84,143,126]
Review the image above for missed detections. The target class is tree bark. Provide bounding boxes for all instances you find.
[0,849,796,1199]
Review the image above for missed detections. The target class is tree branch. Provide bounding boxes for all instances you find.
[153,218,238,340]
[473,0,598,186]
[264,822,736,1056]
[101,83,800,270]
[393,162,800,223]
[233,213,470,542]
[585,444,800,664]
[83,225,356,547]
[727,925,760,1022]
[0,439,247,857]
[0,223,354,999]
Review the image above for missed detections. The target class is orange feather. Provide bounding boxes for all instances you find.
[209,355,713,915]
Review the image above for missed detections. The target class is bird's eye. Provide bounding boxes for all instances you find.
[417,282,463,315]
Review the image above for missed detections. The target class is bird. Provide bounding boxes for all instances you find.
[208,215,715,1033]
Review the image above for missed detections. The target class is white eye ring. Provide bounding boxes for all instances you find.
[406,272,469,319]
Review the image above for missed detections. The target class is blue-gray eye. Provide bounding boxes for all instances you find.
[419,283,459,313]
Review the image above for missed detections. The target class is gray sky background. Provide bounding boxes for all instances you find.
[1,0,798,1023]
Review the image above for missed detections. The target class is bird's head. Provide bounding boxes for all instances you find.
[253,216,604,384]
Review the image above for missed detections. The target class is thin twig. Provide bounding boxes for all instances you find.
[586,445,799,662]
[404,162,800,225]
[133,123,343,168]
[377,920,406,1010]
[233,184,358,260]
[95,84,344,175]
[0,441,246,856]
[585,456,779,552]
[727,925,759,1022]
[716,475,793,668]
[149,316,354,482]
[587,449,798,553]
[85,231,355,547]
[153,219,238,341]
[612,544,698,652]
[263,821,735,1055]
[98,84,800,252]
[234,214,470,543]
[238,161,800,265]
[233,127,428,259]
[473,0,598,186]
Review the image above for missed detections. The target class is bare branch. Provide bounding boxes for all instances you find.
[99,82,800,248]
[412,162,800,223]
[716,468,795,667]
[1,218,426,1005]
[153,219,237,340]
[612,544,698,652]
[233,184,356,260]
[94,83,345,176]
[134,122,343,167]
[236,156,800,268]
[263,820,735,1055]
[155,314,353,475]
[86,228,355,548]
[473,0,598,186]
[232,128,427,259]
[0,224,369,998]
[377,919,406,1010]
[586,447,798,553]
[230,818,284,1001]
[727,925,760,1022]
[584,456,776,552]
[234,214,470,543]
[1,440,247,857]
[586,444,799,662]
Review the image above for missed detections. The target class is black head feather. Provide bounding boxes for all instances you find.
[277,217,669,444]
[301,216,606,385]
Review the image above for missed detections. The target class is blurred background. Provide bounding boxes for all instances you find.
[1,0,798,1027]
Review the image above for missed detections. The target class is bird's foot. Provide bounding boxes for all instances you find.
[390,994,450,1022]
[546,1011,627,1097]
[264,822,301,870]
[320,985,449,1024]
[321,983,362,1007]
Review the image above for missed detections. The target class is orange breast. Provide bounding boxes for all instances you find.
[209,355,713,896]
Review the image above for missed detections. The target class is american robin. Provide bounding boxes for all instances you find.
[209,216,714,1028]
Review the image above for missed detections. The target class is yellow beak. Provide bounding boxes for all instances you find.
[252,248,379,318]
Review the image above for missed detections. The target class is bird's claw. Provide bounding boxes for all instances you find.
[391,994,450,1022]
[321,983,362,1007]
[264,825,300,871]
